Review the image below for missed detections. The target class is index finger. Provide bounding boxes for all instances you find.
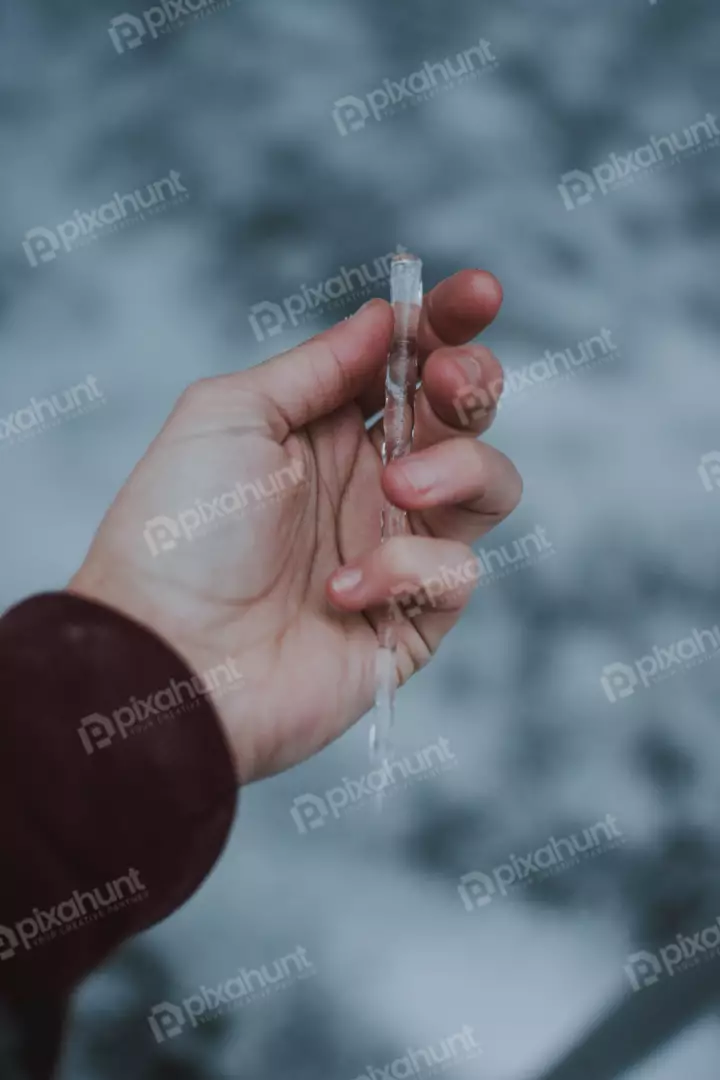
[419,269,503,360]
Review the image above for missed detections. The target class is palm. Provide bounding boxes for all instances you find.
[74,389,435,781]
[222,401,396,781]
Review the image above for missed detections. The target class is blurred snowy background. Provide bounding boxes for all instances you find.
[2,0,720,1076]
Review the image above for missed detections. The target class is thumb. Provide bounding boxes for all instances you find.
[245,299,393,431]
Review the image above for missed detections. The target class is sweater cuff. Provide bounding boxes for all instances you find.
[0,592,239,1000]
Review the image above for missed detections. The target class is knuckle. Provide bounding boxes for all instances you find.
[177,376,218,410]
[479,352,504,405]
[481,447,523,518]
[503,459,524,513]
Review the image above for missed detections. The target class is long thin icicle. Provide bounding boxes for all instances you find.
[369,252,423,773]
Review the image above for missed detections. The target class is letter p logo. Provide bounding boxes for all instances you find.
[248,301,287,343]
[77,713,116,755]
[108,14,148,53]
[558,170,597,210]
[290,794,329,835]
[452,383,498,427]
[0,926,18,962]
[389,582,427,620]
[698,451,720,492]
[624,950,662,992]
[147,1001,186,1043]
[143,516,181,557]
[458,871,496,911]
[600,662,638,703]
[22,227,61,269]
[332,96,371,136]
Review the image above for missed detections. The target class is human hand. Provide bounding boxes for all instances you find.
[70,270,522,783]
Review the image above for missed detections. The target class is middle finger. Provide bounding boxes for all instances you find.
[368,342,504,457]
[381,437,523,547]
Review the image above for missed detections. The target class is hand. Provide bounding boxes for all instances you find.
[69,270,522,783]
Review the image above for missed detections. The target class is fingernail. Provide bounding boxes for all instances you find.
[398,457,439,494]
[331,567,364,593]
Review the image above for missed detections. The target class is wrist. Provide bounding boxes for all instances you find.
[68,561,247,782]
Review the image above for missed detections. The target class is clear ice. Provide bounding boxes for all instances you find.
[369,253,423,785]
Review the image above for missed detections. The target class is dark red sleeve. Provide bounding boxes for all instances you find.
[0,592,239,1011]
